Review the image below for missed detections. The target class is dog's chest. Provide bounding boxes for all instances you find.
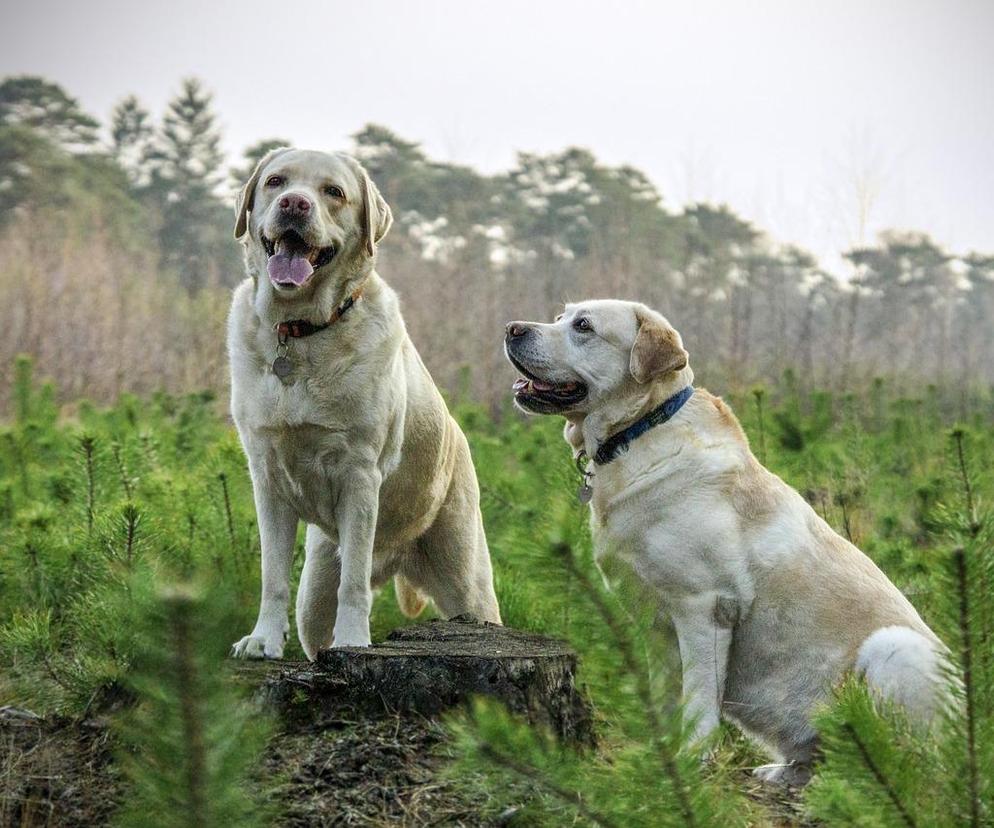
[589,458,732,598]
[259,425,352,524]
[237,369,326,431]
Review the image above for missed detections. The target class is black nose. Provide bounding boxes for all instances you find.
[278,193,312,217]
[506,322,529,339]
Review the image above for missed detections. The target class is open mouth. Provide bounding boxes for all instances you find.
[262,229,336,289]
[508,354,587,413]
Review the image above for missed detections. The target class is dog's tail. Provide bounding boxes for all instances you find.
[856,625,954,725]
[394,574,428,619]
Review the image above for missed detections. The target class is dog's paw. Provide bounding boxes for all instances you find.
[753,762,812,787]
[331,631,371,648]
[332,608,371,648]
[230,633,284,660]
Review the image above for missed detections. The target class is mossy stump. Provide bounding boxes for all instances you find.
[238,615,594,745]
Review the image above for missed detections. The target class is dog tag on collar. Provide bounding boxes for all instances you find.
[577,483,593,504]
[272,356,293,378]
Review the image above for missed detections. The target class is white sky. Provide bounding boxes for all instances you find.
[2,0,992,274]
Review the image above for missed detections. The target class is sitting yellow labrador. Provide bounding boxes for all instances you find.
[229,148,500,660]
[504,299,947,784]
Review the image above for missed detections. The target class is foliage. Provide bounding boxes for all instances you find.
[804,429,994,827]
[4,73,994,413]
[0,75,99,150]
[0,359,992,824]
[113,581,272,828]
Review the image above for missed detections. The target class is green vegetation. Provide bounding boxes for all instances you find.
[1,68,992,828]
[1,358,990,825]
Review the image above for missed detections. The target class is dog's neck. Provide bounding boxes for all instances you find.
[567,365,695,461]
[251,255,376,331]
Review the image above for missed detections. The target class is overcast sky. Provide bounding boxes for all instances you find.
[2,0,992,273]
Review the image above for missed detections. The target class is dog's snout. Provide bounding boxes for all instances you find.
[278,192,312,217]
[505,322,530,340]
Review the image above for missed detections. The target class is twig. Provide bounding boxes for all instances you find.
[954,548,981,828]
[112,442,134,501]
[78,435,96,534]
[553,543,697,827]
[951,429,980,537]
[122,503,140,569]
[217,473,236,548]
[842,723,917,828]
[752,387,767,465]
[477,743,619,828]
[167,594,208,828]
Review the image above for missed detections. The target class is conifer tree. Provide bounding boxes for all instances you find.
[805,428,993,826]
[0,75,99,151]
[114,581,271,828]
[229,137,290,193]
[146,78,228,290]
[110,95,154,188]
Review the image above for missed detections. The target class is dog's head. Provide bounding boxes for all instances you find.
[234,148,392,296]
[504,300,691,418]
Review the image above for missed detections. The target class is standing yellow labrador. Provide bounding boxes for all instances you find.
[229,148,500,660]
[504,299,947,784]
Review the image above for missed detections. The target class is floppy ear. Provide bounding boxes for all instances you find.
[234,146,291,240]
[629,308,689,383]
[360,167,393,257]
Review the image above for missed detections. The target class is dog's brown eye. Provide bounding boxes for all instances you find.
[324,184,345,199]
[264,175,284,188]
[573,317,592,332]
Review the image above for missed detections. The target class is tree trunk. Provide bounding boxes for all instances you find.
[234,616,595,746]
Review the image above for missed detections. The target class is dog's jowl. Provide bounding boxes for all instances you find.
[228,148,500,659]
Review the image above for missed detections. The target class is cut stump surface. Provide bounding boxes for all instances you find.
[238,615,594,745]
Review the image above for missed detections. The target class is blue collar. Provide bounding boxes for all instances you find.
[593,385,694,465]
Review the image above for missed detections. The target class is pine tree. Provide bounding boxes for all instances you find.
[805,428,993,826]
[110,95,154,188]
[146,78,228,290]
[114,581,271,828]
[0,75,99,151]
[229,137,290,193]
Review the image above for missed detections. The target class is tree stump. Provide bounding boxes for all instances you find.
[242,615,594,745]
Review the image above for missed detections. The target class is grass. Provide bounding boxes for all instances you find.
[0,358,991,826]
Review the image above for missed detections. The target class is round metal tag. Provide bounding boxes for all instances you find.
[272,356,293,378]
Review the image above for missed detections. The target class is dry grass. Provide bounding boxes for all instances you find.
[0,213,230,414]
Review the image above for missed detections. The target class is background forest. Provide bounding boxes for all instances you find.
[2,75,993,416]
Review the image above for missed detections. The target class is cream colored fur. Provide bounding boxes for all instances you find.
[229,148,499,660]
[504,298,948,784]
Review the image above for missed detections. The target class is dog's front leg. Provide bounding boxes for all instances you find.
[231,470,298,659]
[332,469,381,647]
[670,593,734,747]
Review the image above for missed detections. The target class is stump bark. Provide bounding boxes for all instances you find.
[239,615,594,745]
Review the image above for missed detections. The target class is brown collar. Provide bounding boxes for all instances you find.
[275,283,365,339]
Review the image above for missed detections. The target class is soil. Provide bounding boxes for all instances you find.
[0,709,122,828]
[1,618,587,827]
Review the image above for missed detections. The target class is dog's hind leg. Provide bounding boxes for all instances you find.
[295,524,341,661]
[404,493,500,625]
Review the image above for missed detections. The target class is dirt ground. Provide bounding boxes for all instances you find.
[0,704,499,828]
[1,705,818,828]
[0,708,122,828]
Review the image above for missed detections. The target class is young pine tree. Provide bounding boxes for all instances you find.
[114,580,271,828]
[805,427,993,827]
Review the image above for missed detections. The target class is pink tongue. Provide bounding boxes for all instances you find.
[267,253,314,286]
